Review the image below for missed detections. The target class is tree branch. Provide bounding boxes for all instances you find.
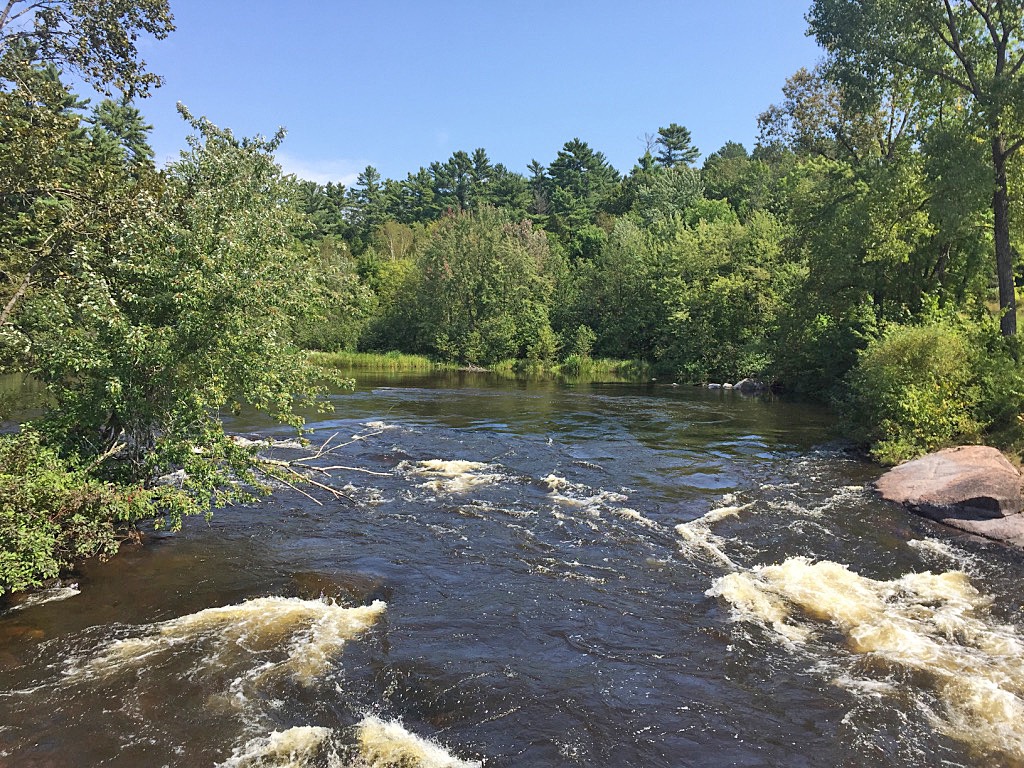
[887,36,974,94]
[84,438,127,472]
[0,0,19,34]
[0,269,34,326]
[261,468,323,506]
[0,1,51,42]
[1009,48,1024,77]
[0,232,56,326]
[940,0,984,96]
[965,0,1000,54]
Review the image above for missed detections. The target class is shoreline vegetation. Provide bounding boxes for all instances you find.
[309,350,651,382]
[3,0,1024,595]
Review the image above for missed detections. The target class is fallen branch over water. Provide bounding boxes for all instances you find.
[249,427,390,504]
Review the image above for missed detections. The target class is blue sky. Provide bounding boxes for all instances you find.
[137,1,822,186]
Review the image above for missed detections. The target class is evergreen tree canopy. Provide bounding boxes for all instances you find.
[655,123,700,167]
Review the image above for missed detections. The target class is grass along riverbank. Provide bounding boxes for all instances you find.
[309,350,651,382]
[308,351,455,372]
[489,356,651,382]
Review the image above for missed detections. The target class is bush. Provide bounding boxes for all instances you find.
[0,430,156,594]
[972,325,1024,452]
[842,321,981,464]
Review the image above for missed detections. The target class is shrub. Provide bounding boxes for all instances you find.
[842,321,981,464]
[0,430,156,594]
[971,324,1024,453]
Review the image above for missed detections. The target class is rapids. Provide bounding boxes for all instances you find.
[2,371,1024,767]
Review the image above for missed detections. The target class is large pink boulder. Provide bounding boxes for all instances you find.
[874,446,1024,546]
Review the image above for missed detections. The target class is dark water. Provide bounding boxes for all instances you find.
[2,373,1023,767]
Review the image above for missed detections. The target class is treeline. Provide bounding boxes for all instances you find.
[294,131,800,382]
[296,92,1020,415]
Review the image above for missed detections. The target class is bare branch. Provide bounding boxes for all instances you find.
[304,429,385,460]
[0,1,51,35]
[303,475,355,503]
[0,0,19,34]
[315,465,391,477]
[264,470,323,506]
[0,268,34,326]
[84,438,127,472]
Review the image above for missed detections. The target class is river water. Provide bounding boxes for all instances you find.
[2,373,1024,767]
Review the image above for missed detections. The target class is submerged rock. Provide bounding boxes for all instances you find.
[289,570,392,604]
[875,446,1024,546]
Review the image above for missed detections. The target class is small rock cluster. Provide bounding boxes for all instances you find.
[705,378,767,394]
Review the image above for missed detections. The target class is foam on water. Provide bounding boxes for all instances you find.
[7,583,80,611]
[674,502,753,568]
[909,538,979,570]
[232,436,307,450]
[709,557,1024,761]
[701,503,753,525]
[216,726,338,768]
[542,474,571,493]
[354,715,482,768]
[408,460,505,494]
[613,507,659,528]
[361,421,398,431]
[542,474,632,519]
[82,597,386,685]
[760,483,866,519]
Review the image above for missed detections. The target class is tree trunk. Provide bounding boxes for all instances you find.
[993,134,1017,336]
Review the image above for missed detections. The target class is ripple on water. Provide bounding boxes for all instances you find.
[3,381,1019,766]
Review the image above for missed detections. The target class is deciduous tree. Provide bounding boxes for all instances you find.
[809,0,1024,335]
[0,0,174,97]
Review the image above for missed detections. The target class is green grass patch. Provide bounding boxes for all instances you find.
[490,357,651,382]
[309,350,652,382]
[308,350,453,372]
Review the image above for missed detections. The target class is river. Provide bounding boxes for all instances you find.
[2,372,1023,767]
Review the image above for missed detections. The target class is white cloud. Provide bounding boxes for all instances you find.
[275,152,364,187]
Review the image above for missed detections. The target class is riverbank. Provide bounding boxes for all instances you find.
[308,350,455,372]
[310,350,652,383]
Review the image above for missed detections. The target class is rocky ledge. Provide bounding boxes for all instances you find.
[875,445,1024,547]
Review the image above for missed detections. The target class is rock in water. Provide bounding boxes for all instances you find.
[734,378,767,394]
[875,446,1024,546]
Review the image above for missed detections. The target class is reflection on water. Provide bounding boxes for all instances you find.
[2,373,1024,766]
[0,372,48,426]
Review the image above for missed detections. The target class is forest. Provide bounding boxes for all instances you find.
[2,0,1024,593]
